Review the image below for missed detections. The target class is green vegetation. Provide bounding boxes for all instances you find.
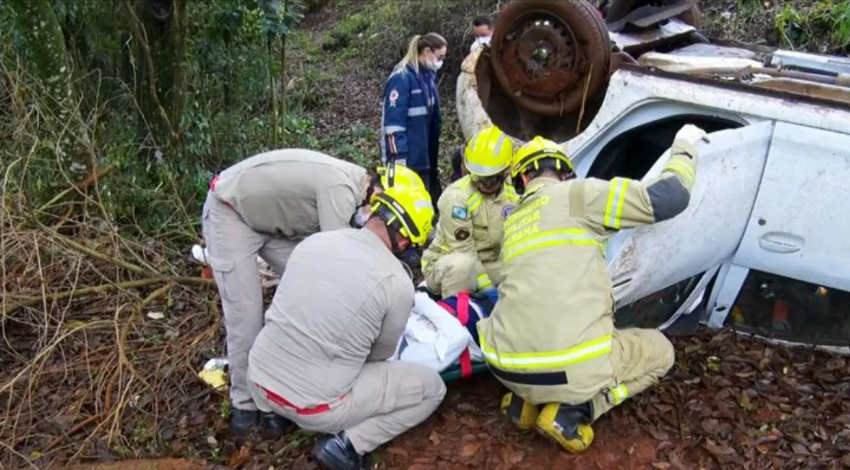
[1,0,305,238]
[775,0,850,53]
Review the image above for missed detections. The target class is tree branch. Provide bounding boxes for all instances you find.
[36,163,117,214]
[4,276,214,315]
[122,0,179,145]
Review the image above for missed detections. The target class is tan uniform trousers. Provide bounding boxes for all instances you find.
[589,328,675,421]
[202,193,300,411]
[424,253,487,297]
[251,361,446,453]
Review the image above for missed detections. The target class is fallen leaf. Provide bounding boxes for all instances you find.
[460,416,480,429]
[460,442,481,458]
[386,446,408,458]
[651,462,671,469]
[500,446,524,465]
[227,444,251,468]
[428,430,441,446]
[738,391,754,412]
[790,443,810,456]
[668,450,688,470]
[146,311,165,320]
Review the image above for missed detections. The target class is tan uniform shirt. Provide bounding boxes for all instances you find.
[212,149,367,237]
[248,228,414,407]
[422,176,519,287]
[477,144,699,405]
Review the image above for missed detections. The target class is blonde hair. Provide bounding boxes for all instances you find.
[394,33,448,74]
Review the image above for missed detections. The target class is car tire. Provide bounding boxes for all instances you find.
[490,0,612,117]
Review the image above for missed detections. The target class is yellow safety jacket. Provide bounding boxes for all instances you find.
[422,176,519,290]
[477,143,699,405]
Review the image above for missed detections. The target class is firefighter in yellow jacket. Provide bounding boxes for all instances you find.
[477,125,708,453]
[422,126,518,296]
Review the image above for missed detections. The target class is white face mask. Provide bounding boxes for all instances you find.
[354,208,370,228]
[475,35,491,46]
[425,59,443,72]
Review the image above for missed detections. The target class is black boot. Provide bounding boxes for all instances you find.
[229,409,258,435]
[312,431,373,470]
[261,411,293,439]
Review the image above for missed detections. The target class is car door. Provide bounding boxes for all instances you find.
[603,121,775,311]
[732,122,850,292]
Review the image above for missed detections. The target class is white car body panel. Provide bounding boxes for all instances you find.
[604,123,773,307]
[457,50,850,341]
[733,122,850,292]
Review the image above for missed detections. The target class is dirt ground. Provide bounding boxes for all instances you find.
[190,330,844,470]
[71,330,850,470]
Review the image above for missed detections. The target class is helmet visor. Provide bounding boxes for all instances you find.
[470,172,505,193]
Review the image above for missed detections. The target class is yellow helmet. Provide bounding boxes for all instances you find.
[376,163,425,190]
[511,136,574,178]
[464,126,514,177]
[370,184,434,247]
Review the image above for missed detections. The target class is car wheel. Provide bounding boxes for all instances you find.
[490,0,612,117]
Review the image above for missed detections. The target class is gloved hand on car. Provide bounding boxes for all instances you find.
[671,124,709,159]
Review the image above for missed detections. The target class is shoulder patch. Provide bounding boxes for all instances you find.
[454,228,471,241]
[501,205,515,219]
[451,205,469,220]
[388,89,399,107]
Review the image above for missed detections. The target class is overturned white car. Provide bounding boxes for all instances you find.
[457,0,850,349]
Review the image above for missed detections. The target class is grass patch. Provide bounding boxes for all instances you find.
[775,0,850,53]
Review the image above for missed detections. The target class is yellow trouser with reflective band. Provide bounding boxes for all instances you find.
[589,329,675,421]
[479,334,613,371]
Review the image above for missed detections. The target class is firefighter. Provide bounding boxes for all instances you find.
[247,183,445,470]
[421,126,518,297]
[202,149,420,436]
[477,125,707,453]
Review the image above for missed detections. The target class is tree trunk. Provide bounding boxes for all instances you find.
[171,0,187,128]
[9,0,94,177]
[127,0,178,149]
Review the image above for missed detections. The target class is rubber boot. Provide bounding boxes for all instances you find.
[500,392,540,431]
[260,412,293,439]
[312,431,373,470]
[229,409,258,436]
[535,401,595,453]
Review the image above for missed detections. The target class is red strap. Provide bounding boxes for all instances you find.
[209,174,220,191]
[256,384,339,416]
[456,291,473,378]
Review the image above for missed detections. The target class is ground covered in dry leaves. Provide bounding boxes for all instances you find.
[240,331,850,470]
[31,329,849,470]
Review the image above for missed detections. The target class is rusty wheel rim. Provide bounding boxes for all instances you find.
[491,9,586,115]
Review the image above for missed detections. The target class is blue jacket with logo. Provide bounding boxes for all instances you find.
[380,64,442,171]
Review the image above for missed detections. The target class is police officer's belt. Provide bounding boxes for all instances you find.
[488,365,568,386]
